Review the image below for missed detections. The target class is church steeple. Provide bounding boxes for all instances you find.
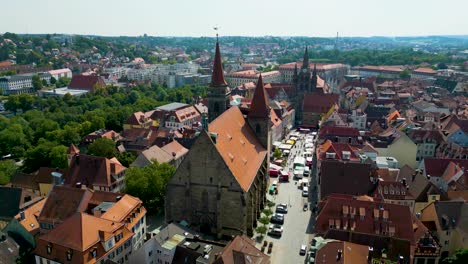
[247,75,271,149]
[248,75,270,119]
[311,63,318,91]
[302,46,309,70]
[211,39,227,87]
[207,37,230,123]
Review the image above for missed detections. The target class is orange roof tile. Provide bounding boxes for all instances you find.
[101,195,143,223]
[209,107,267,191]
[39,212,125,251]
[161,140,188,160]
[16,199,45,234]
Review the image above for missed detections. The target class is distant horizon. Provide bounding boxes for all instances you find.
[3,32,468,39]
[1,0,467,38]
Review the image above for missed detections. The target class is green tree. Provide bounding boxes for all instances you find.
[116,152,137,167]
[399,69,411,79]
[442,249,468,264]
[259,216,270,226]
[262,208,273,217]
[32,75,43,90]
[124,161,176,213]
[273,148,282,159]
[50,77,57,84]
[0,124,29,157]
[4,95,21,114]
[0,160,17,185]
[56,77,71,88]
[88,138,117,158]
[22,139,57,173]
[437,63,449,69]
[18,94,34,112]
[49,145,68,169]
[255,225,267,237]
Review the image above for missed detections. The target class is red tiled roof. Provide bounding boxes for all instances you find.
[316,194,415,244]
[423,158,468,177]
[39,212,125,251]
[68,75,105,90]
[211,41,227,87]
[38,186,94,224]
[318,126,360,139]
[161,140,189,160]
[209,107,267,192]
[213,235,269,264]
[65,154,126,188]
[316,140,359,161]
[303,93,339,113]
[319,161,374,198]
[248,75,270,119]
[125,111,147,126]
[413,68,437,74]
[315,241,369,264]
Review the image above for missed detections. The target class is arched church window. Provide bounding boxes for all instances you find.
[256,124,261,134]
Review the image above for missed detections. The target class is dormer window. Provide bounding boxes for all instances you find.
[115,233,123,243]
[66,249,73,261]
[46,244,52,254]
[91,248,97,258]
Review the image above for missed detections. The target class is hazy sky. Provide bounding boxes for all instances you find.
[1,0,467,37]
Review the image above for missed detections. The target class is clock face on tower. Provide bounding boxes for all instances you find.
[302,68,307,73]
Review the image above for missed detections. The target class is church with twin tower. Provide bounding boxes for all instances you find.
[165,37,271,238]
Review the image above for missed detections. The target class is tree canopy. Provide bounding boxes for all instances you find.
[124,161,176,214]
[87,138,117,158]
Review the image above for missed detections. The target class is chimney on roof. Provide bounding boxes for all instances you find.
[337,249,342,261]
[19,211,25,221]
[116,196,122,202]
[76,182,82,189]
[368,247,374,261]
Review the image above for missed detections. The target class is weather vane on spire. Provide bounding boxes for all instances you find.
[213,25,220,42]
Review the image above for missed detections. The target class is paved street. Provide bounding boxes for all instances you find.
[262,132,319,264]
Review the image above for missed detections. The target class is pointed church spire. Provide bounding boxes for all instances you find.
[302,46,309,69]
[311,63,318,90]
[248,74,270,118]
[211,39,227,87]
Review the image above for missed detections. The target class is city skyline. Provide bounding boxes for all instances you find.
[1,0,467,37]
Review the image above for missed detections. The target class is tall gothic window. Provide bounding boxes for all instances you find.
[256,124,261,134]
[214,102,220,113]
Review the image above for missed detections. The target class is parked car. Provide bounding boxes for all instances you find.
[300,244,307,255]
[270,213,284,224]
[276,204,288,214]
[303,203,308,211]
[302,187,309,197]
[303,166,310,177]
[268,224,283,237]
